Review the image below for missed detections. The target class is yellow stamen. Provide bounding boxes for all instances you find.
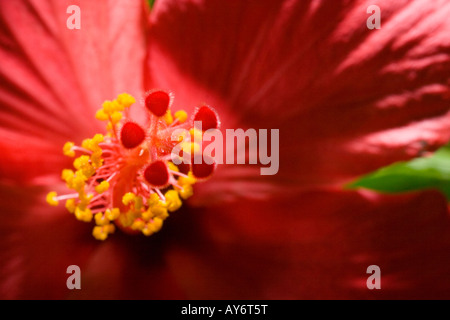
[142,217,164,236]
[150,217,163,232]
[174,110,188,123]
[181,141,200,155]
[71,172,87,193]
[167,161,179,172]
[46,191,59,206]
[111,100,123,112]
[152,206,169,219]
[91,151,103,169]
[73,155,90,170]
[190,128,203,141]
[94,212,110,226]
[178,172,197,185]
[141,209,154,221]
[118,211,135,228]
[106,122,114,132]
[110,111,123,125]
[131,219,145,231]
[105,208,120,221]
[61,169,74,183]
[92,224,115,241]
[65,199,76,213]
[117,93,136,108]
[142,226,154,236]
[178,184,194,200]
[102,100,114,113]
[78,193,94,208]
[122,192,136,206]
[95,180,110,194]
[95,109,109,121]
[164,110,173,125]
[165,190,182,212]
[63,142,75,157]
[92,133,104,144]
[75,207,93,222]
[134,196,143,211]
[82,134,104,152]
[148,193,163,207]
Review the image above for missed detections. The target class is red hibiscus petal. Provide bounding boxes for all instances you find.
[0,128,72,184]
[34,188,448,299]
[0,184,97,299]
[163,189,450,299]
[0,0,149,183]
[0,183,186,299]
[3,187,449,299]
[148,0,450,192]
[66,236,187,299]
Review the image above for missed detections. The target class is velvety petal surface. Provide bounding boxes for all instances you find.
[147,0,450,198]
[163,189,450,299]
[41,188,450,299]
[0,183,97,299]
[0,0,148,183]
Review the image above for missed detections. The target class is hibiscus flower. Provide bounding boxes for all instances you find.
[1,0,450,299]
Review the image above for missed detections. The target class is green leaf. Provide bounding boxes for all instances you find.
[347,144,450,200]
[148,0,156,9]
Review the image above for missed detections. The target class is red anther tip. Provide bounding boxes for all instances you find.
[145,90,171,117]
[144,160,170,187]
[191,156,216,179]
[120,122,146,149]
[177,162,191,175]
[193,105,220,131]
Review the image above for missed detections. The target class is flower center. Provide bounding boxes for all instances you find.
[46,91,219,240]
[120,122,146,149]
[145,90,172,117]
[193,105,220,131]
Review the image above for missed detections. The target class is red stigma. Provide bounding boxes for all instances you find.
[145,90,171,117]
[120,122,146,149]
[193,105,219,131]
[177,162,191,175]
[144,160,170,187]
[191,156,216,179]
